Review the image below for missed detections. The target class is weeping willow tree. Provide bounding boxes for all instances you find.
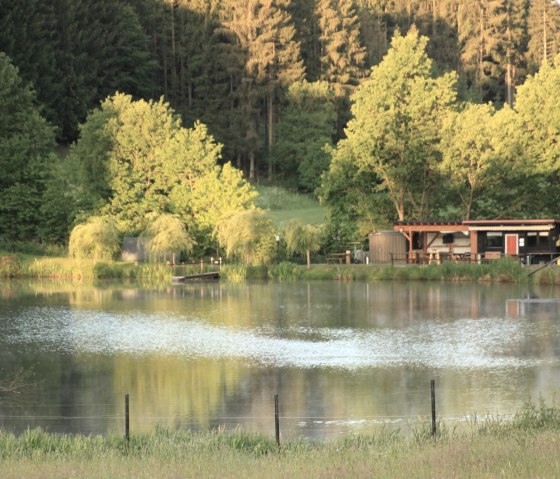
[68,217,120,261]
[284,220,323,269]
[140,214,195,264]
[215,210,275,265]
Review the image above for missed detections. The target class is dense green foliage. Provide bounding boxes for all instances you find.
[3,0,560,175]
[321,29,560,241]
[3,1,560,251]
[0,53,56,244]
[69,93,256,255]
[68,218,120,261]
[270,81,336,191]
[215,210,276,265]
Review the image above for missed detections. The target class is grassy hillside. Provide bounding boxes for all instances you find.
[254,186,325,230]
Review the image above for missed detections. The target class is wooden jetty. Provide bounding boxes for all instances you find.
[172,271,220,283]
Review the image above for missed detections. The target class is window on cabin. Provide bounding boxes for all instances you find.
[412,232,423,250]
[442,234,454,244]
[486,232,503,249]
[526,232,549,249]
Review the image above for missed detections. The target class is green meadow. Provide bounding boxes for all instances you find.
[254,185,325,229]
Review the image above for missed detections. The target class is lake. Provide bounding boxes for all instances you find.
[1,279,559,440]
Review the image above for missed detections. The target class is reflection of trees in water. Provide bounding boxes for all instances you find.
[4,280,560,436]
[112,356,246,431]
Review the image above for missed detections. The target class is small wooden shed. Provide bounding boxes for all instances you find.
[368,231,407,263]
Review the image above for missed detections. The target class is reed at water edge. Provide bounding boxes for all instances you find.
[0,254,548,285]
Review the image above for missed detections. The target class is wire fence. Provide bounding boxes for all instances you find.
[0,380,454,443]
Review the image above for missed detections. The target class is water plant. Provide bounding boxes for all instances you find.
[268,262,303,281]
[221,264,248,282]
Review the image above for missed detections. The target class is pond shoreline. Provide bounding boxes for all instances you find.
[2,254,559,284]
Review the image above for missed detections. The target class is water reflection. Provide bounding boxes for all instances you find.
[1,280,560,439]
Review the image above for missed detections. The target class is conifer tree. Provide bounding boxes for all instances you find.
[289,0,321,81]
[0,53,56,242]
[316,0,367,96]
[527,0,560,72]
[458,0,528,104]
[316,0,367,136]
[271,81,336,192]
[222,0,305,180]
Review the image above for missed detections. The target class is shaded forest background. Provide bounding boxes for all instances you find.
[2,0,560,251]
[2,0,558,174]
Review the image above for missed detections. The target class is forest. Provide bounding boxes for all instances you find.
[1,0,560,255]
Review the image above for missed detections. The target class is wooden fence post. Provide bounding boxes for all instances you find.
[274,394,280,447]
[431,380,436,437]
[125,393,130,443]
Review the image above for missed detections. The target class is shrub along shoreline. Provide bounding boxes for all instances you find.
[1,254,560,285]
[1,401,560,478]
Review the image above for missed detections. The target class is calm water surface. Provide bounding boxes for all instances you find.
[1,280,560,440]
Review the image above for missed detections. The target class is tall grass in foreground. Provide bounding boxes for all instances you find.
[2,401,560,479]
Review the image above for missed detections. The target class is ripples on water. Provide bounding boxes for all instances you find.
[5,305,546,370]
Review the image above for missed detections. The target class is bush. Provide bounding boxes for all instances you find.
[0,256,20,278]
[68,218,120,261]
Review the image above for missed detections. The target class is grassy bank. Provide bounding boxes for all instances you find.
[267,257,530,283]
[3,253,559,285]
[2,402,560,478]
[0,255,225,283]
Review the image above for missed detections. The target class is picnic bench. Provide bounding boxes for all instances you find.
[327,251,351,264]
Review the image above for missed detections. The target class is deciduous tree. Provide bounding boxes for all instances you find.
[215,210,276,265]
[339,29,457,221]
[68,217,120,261]
[141,214,195,264]
[285,220,323,269]
[71,93,255,251]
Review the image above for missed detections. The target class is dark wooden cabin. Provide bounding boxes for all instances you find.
[463,219,560,264]
[390,219,560,264]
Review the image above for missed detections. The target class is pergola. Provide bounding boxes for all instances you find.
[393,221,469,257]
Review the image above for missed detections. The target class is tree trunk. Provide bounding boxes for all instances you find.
[505,13,513,107]
[306,248,311,270]
[267,91,274,180]
[544,5,548,63]
[249,149,255,180]
[170,0,177,94]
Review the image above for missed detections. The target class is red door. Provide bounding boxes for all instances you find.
[505,234,519,255]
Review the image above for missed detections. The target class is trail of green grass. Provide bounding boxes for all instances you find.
[254,185,325,229]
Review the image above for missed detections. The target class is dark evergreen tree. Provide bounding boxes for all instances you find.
[222,0,305,180]
[0,53,56,243]
[289,0,321,81]
[271,81,336,192]
[316,0,367,96]
[527,0,560,72]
